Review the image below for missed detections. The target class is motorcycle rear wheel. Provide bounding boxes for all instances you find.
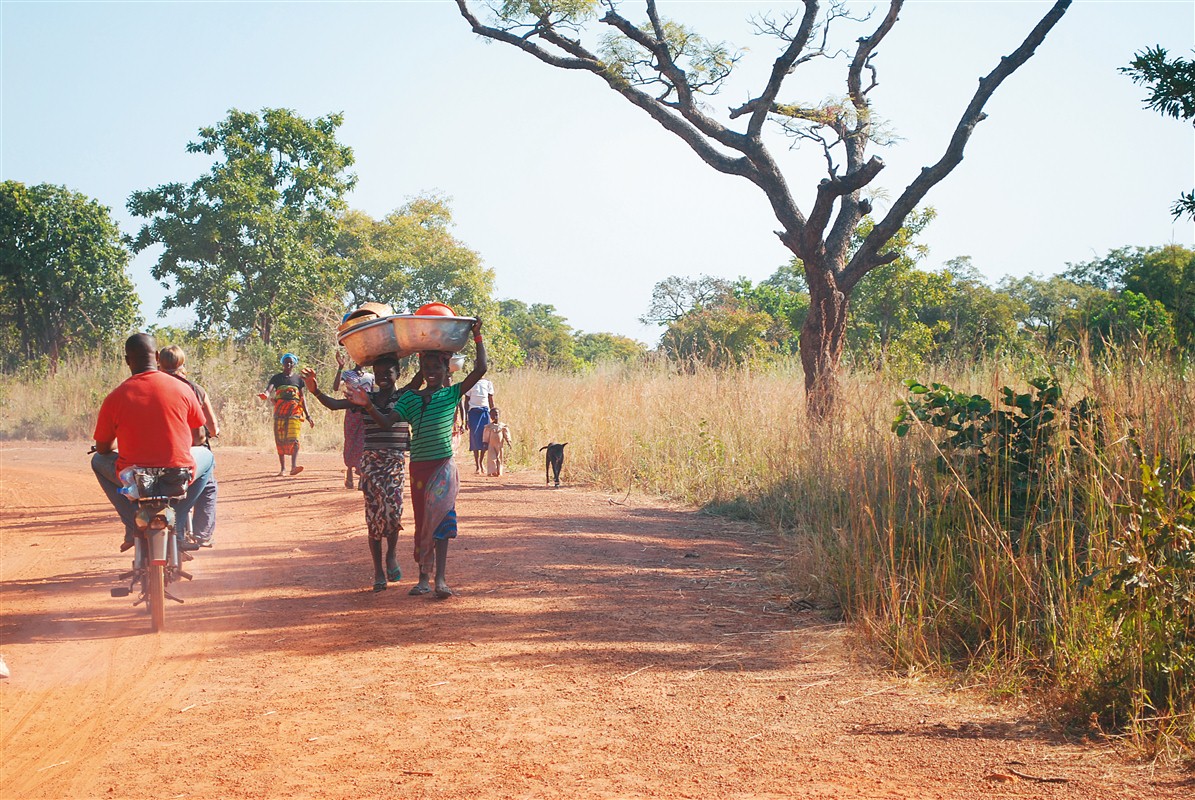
[147,563,166,631]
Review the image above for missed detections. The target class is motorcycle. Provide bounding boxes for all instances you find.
[109,466,199,631]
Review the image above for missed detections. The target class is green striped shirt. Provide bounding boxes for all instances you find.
[393,384,462,462]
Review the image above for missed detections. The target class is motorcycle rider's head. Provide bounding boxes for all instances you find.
[125,333,158,375]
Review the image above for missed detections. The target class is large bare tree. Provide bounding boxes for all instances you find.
[456,0,1071,415]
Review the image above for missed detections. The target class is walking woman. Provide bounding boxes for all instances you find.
[350,318,487,598]
[304,359,421,592]
[263,354,313,476]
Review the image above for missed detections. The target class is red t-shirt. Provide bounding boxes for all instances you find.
[93,370,205,473]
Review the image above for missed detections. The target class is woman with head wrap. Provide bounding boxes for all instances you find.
[263,353,313,476]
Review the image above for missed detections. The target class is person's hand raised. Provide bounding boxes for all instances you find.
[471,317,483,338]
[346,385,369,407]
[335,350,346,369]
[300,367,318,392]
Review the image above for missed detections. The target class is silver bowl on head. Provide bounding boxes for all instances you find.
[337,314,475,366]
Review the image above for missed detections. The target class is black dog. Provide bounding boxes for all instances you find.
[540,442,567,487]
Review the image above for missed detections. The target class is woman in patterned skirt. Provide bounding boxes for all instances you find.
[264,354,312,476]
[304,357,421,592]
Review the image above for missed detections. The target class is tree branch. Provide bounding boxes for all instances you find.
[456,0,601,72]
[842,0,1071,290]
[744,0,820,139]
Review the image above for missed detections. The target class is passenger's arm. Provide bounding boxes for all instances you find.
[201,395,220,439]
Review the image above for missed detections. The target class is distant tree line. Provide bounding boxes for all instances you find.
[3,106,1189,378]
[644,208,1194,372]
[0,108,646,374]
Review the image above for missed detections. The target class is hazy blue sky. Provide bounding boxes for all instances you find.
[3,1,1193,342]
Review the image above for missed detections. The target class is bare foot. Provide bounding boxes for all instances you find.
[290,466,304,476]
[434,580,453,599]
[276,469,285,477]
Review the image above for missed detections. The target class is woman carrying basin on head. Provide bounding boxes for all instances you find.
[349,318,487,599]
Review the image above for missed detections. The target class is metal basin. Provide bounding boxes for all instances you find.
[337,315,474,365]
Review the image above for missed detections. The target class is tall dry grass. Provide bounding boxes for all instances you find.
[3,348,1191,759]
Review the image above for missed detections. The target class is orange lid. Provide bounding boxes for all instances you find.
[415,302,456,317]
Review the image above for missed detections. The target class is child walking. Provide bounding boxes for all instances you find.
[483,408,513,476]
[303,358,420,592]
[350,318,487,599]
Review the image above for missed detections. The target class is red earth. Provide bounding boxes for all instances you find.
[1,441,1190,799]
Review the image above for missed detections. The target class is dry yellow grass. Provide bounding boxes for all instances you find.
[3,348,1191,759]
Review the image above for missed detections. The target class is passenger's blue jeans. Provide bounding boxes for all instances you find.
[92,447,215,543]
[181,475,217,541]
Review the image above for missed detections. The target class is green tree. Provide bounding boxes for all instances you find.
[845,209,949,372]
[128,108,356,345]
[933,258,1027,362]
[1123,244,1195,349]
[1063,244,1195,349]
[457,0,1071,414]
[998,274,1102,349]
[640,274,731,326]
[1088,290,1176,350]
[659,302,771,368]
[1121,47,1195,219]
[333,195,495,316]
[499,299,578,369]
[574,331,646,365]
[0,181,140,370]
[732,270,809,355]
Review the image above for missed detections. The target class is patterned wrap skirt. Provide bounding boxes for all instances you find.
[343,408,366,469]
[272,386,304,456]
[409,457,458,573]
[359,449,407,541]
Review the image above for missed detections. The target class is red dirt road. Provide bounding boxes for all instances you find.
[1,441,1188,799]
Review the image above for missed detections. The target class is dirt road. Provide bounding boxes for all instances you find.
[0,441,1187,799]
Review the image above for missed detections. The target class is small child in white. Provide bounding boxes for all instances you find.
[483,408,513,477]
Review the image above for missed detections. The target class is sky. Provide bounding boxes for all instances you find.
[3,0,1193,344]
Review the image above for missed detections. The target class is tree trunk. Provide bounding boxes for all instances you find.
[800,269,850,420]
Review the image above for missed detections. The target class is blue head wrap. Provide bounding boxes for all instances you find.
[281,353,297,365]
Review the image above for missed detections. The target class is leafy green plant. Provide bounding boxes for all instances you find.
[1086,457,1195,733]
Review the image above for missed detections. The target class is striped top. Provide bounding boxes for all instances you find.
[362,392,411,451]
[392,384,462,462]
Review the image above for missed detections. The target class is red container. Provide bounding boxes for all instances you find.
[415,302,455,317]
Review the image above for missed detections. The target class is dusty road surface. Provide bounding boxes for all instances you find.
[1,441,1189,799]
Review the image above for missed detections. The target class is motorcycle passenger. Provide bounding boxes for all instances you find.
[158,345,220,548]
[92,333,215,551]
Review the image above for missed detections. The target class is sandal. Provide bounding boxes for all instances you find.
[387,564,402,582]
[407,584,430,596]
[372,579,388,593]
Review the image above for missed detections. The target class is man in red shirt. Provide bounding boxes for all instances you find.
[92,333,215,549]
